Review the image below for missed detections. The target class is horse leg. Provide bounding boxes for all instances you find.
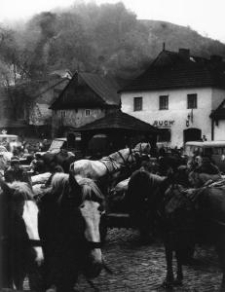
[174,250,183,286]
[215,228,225,292]
[163,234,174,287]
[28,262,44,292]
[220,273,225,292]
[13,273,25,290]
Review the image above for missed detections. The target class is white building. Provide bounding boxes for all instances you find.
[120,48,225,148]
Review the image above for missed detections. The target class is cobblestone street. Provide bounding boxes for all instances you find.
[75,228,222,292]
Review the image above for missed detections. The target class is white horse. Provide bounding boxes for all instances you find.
[71,142,151,182]
[0,180,44,291]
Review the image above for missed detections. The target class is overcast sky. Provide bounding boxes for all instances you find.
[0,0,225,43]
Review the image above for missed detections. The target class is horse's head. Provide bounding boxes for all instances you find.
[133,142,151,156]
[0,180,44,266]
[51,173,105,278]
[127,170,169,231]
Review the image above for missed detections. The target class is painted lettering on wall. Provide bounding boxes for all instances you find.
[153,120,175,127]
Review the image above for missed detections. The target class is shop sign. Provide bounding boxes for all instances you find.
[153,120,175,127]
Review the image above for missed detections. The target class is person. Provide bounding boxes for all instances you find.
[9,139,18,153]
[194,154,220,175]
[4,156,32,188]
[157,147,174,176]
[29,153,46,175]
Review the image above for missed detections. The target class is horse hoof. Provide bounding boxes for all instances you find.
[161,280,174,289]
[173,279,183,286]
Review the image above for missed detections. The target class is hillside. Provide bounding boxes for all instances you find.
[141,19,225,60]
[0,2,225,84]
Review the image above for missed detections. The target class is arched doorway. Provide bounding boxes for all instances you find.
[183,128,201,143]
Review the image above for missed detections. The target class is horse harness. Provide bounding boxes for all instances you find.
[100,147,147,176]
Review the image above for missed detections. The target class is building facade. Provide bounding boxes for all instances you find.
[120,49,225,148]
[50,71,121,137]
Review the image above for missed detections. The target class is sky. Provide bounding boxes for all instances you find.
[0,0,225,43]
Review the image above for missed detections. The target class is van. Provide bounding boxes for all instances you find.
[184,141,225,173]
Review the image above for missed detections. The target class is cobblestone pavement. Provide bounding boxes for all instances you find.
[8,227,221,292]
[75,228,222,292]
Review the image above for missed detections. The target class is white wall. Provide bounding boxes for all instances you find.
[212,88,225,108]
[121,87,225,147]
[57,108,105,128]
[214,120,225,140]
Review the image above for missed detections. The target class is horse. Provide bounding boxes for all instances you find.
[71,142,151,185]
[126,169,170,242]
[38,172,106,292]
[41,150,76,173]
[127,169,225,291]
[0,179,44,291]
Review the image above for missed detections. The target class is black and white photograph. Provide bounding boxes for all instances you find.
[0,0,225,291]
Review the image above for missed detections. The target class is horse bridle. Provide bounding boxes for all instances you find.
[85,241,103,249]
[102,146,148,174]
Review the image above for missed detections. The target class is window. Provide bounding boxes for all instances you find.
[85,109,91,116]
[134,97,143,111]
[187,94,197,109]
[158,129,171,142]
[61,111,65,118]
[159,95,168,110]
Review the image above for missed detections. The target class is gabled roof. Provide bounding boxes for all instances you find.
[50,72,121,110]
[75,110,159,133]
[210,99,225,120]
[120,49,225,92]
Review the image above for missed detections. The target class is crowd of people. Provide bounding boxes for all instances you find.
[0,139,65,190]
[0,138,223,194]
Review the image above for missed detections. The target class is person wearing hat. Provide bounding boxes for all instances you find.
[4,156,32,188]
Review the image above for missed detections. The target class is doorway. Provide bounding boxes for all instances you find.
[183,128,201,143]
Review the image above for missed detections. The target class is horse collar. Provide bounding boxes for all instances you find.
[29,239,42,247]
[86,241,102,249]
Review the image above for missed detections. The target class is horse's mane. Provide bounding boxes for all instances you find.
[78,177,104,202]
[101,148,129,162]
[51,172,69,191]
[8,181,34,200]
[51,173,104,204]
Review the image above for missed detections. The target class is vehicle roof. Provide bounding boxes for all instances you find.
[0,134,18,137]
[53,138,67,141]
[185,140,225,147]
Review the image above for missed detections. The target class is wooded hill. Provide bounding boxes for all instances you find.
[0,1,225,85]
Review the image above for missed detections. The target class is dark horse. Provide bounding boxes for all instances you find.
[42,150,76,173]
[38,172,105,292]
[127,169,225,291]
[0,179,44,291]
[126,170,169,241]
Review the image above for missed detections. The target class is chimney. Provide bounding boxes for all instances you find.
[179,48,190,59]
